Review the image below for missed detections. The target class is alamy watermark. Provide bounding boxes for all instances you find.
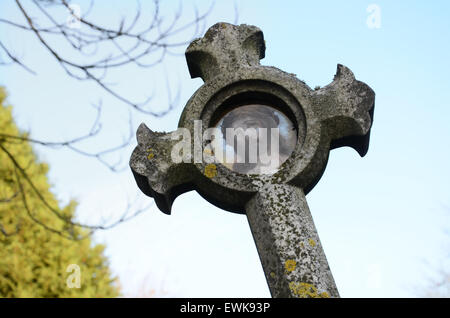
[66,4,81,29]
[66,264,81,288]
[366,4,381,29]
[168,120,288,175]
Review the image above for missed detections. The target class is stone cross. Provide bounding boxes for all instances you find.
[130,23,375,298]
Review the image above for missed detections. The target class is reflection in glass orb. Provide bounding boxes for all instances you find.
[213,104,297,175]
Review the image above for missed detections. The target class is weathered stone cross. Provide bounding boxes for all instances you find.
[130,23,375,298]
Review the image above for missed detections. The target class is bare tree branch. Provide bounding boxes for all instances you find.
[0,101,135,171]
[0,0,216,238]
[0,222,21,237]
[0,192,19,203]
[0,40,36,74]
[0,142,153,240]
[1,0,212,114]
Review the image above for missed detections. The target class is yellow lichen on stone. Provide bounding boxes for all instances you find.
[204,163,217,178]
[203,148,213,156]
[270,272,276,279]
[288,282,330,298]
[284,259,296,273]
[146,148,155,160]
[308,238,316,247]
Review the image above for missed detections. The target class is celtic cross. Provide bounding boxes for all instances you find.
[130,23,375,298]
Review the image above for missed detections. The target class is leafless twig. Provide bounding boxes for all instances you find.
[1,0,213,115]
[0,0,216,239]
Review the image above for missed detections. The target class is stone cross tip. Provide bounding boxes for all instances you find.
[186,22,265,82]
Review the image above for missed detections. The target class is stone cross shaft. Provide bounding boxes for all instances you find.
[130,23,375,298]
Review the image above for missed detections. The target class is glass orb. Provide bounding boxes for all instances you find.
[213,104,297,174]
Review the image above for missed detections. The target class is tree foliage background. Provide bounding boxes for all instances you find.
[0,87,119,297]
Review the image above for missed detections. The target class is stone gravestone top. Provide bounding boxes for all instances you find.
[130,22,375,298]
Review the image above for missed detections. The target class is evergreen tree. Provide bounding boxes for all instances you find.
[0,87,119,297]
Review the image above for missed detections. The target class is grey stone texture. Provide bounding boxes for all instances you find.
[246,184,339,298]
[130,22,375,297]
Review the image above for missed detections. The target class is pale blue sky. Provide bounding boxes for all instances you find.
[1,0,449,297]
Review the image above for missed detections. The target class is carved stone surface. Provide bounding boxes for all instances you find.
[130,22,375,297]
